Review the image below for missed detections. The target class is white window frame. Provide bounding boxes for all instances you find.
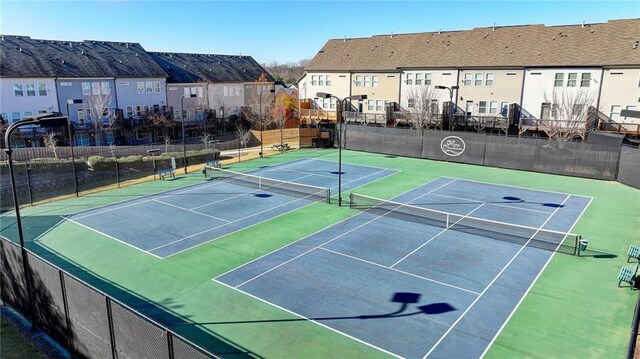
[154,81,161,93]
[12,112,21,121]
[610,105,621,120]
[135,105,142,117]
[318,75,325,86]
[355,75,363,87]
[406,73,413,85]
[126,106,133,118]
[183,87,190,97]
[25,83,36,96]
[137,82,145,94]
[91,82,101,95]
[364,76,371,87]
[463,73,472,86]
[82,82,92,96]
[425,73,432,86]
[489,101,498,114]
[554,73,564,87]
[75,134,90,146]
[145,81,152,93]
[415,73,423,86]
[13,83,24,97]
[474,73,483,86]
[38,83,47,96]
[326,75,332,86]
[485,73,494,87]
[77,109,85,122]
[408,98,415,108]
[375,100,383,111]
[567,73,577,87]
[311,75,317,86]
[580,73,591,87]
[478,101,487,114]
[174,109,181,119]
[197,87,204,98]
[500,102,509,117]
[367,100,374,111]
[372,75,378,87]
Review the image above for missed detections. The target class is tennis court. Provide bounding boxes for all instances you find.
[216,176,591,358]
[62,158,396,258]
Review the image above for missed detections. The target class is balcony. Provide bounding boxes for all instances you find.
[344,112,388,127]
[299,109,338,123]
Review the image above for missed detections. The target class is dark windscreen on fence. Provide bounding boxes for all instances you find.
[345,126,624,181]
[618,146,640,189]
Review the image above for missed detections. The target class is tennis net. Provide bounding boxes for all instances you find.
[349,193,584,255]
[205,165,331,203]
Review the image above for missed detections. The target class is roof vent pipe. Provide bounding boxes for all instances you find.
[582,20,585,28]
[493,22,495,31]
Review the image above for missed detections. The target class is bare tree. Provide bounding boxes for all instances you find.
[84,91,116,146]
[542,88,596,141]
[235,122,251,155]
[161,132,172,153]
[401,85,441,130]
[44,132,58,159]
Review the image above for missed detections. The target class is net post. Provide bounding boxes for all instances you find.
[349,193,353,208]
[259,177,262,190]
[577,235,582,257]
[446,213,450,228]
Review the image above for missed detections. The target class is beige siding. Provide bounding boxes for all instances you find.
[599,68,640,123]
[299,72,350,110]
[457,69,523,116]
[352,72,400,113]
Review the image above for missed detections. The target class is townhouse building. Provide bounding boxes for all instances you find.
[1,36,168,146]
[149,52,273,137]
[300,19,640,137]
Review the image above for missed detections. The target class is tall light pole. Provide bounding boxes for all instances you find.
[259,88,275,158]
[66,99,82,196]
[181,93,196,173]
[316,92,367,206]
[436,85,459,131]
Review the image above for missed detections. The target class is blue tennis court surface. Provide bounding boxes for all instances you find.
[64,158,396,258]
[215,177,591,358]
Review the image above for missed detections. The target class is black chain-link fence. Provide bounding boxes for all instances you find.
[345,125,637,188]
[0,134,244,212]
[0,237,220,359]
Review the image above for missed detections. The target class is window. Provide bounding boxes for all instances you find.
[144,81,152,93]
[12,112,21,121]
[463,73,472,86]
[610,105,621,120]
[26,83,36,96]
[485,73,494,86]
[430,100,439,114]
[367,100,374,111]
[415,73,423,86]
[322,98,330,109]
[85,109,91,121]
[554,73,564,87]
[364,76,371,87]
[478,101,487,114]
[326,75,331,86]
[372,76,378,87]
[197,87,204,98]
[81,82,91,95]
[318,75,325,86]
[355,75,363,86]
[489,101,498,114]
[567,73,577,87]
[13,83,23,96]
[174,109,181,119]
[24,111,32,117]
[223,86,228,97]
[572,104,584,116]
[190,87,197,96]
[0,113,6,121]
[77,109,85,123]
[506,72,517,76]
[541,103,551,120]
[154,81,161,93]
[581,73,591,87]
[137,82,145,94]
[188,109,195,120]
[183,87,190,97]
[75,134,90,146]
[624,106,637,119]
[500,102,509,117]
[105,132,114,145]
[375,100,383,111]
[425,73,432,86]
[474,73,483,86]
[408,98,415,108]
[311,75,317,86]
[406,73,413,85]
[126,106,133,118]
[330,98,336,109]
[143,105,149,115]
[103,82,111,95]
[91,82,101,95]
[38,83,47,96]
[135,105,142,117]
[235,86,240,96]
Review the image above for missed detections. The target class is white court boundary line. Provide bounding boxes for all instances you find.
[65,217,164,259]
[428,193,553,215]
[152,199,231,223]
[389,203,486,268]
[225,178,457,289]
[441,176,594,200]
[319,247,480,295]
[213,279,404,359]
[422,194,572,358]
[479,196,593,358]
[213,176,451,280]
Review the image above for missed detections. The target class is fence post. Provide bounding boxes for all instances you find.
[105,297,117,359]
[25,162,33,206]
[167,331,175,359]
[59,271,75,358]
[115,159,120,188]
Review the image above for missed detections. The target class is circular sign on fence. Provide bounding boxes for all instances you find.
[440,136,466,157]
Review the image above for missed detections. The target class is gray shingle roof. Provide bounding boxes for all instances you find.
[305,19,640,71]
[0,35,167,78]
[149,52,273,84]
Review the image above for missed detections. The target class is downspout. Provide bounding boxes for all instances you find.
[454,68,461,113]
[518,68,527,131]
[595,68,605,116]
